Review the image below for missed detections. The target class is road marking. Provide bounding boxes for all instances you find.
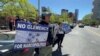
[86,29,100,37]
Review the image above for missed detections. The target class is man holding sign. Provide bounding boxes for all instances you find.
[14,12,53,56]
[14,21,50,56]
[38,12,53,56]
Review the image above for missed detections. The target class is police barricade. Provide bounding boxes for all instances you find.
[14,21,49,49]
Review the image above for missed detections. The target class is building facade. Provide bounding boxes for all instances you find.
[61,9,68,15]
[74,9,79,23]
[92,0,100,20]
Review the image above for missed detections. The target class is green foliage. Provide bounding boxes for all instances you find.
[0,0,37,20]
[60,12,68,22]
[59,12,73,24]
[47,7,73,23]
[50,13,56,23]
[82,14,92,25]
[50,12,73,23]
[82,13,99,25]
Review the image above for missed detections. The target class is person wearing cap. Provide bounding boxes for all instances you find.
[38,12,53,56]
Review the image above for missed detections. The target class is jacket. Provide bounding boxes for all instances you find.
[39,21,53,46]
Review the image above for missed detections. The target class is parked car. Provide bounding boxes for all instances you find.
[0,31,34,56]
[78,24,84,28]
[0,26,7,30]
[70,23,76,29]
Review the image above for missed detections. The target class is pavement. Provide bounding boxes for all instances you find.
[0,30,10,32]
[0,26,100,56]
[53,26,100,56]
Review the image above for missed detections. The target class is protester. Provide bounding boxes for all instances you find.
[38,12,53,56]
[51,23,59,45]
[8,20,13,31]
[15,16,21,26]
[8,16,15,31]
[53,22,65,48]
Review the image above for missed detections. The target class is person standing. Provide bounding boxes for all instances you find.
[15,16,21,26]
[53,22,65,48]
[38,12,53,56]
[8,16,14,31]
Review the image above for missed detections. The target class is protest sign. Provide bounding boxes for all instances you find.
[14,22,49,49]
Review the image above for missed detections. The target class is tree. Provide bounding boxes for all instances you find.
[60,12,73,24]
[68,12,74,23]
[82,13,99,26]
[82,13,98,25]
[82,14,92,25]
[0,0,37,19]
[60,11,68,22]
[50,13,56,23]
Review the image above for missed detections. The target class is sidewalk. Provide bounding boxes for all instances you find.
[99,25,100,28]
[0,29,15,33]
[0,30,10,32]
[85,26,100,34]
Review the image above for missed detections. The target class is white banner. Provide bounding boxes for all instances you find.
[14,22,49,49]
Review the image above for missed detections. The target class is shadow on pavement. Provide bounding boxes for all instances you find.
[52,47,70,56]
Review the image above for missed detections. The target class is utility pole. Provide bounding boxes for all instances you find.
[38,0,40,17]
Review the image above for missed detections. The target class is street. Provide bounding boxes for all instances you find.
[0,0,100,56]
[53,26,100,56]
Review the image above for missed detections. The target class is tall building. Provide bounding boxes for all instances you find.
[68,12,74,23]
[61,9,68,15]
[92,0,100,20]
[74,9,79,23]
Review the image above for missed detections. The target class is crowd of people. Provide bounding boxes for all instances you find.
[7,12,71,56]
[33,12,71,56]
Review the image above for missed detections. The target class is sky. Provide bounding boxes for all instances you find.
[29,0,93,20]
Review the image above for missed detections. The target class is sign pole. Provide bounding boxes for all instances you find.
[38,0,40,20]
